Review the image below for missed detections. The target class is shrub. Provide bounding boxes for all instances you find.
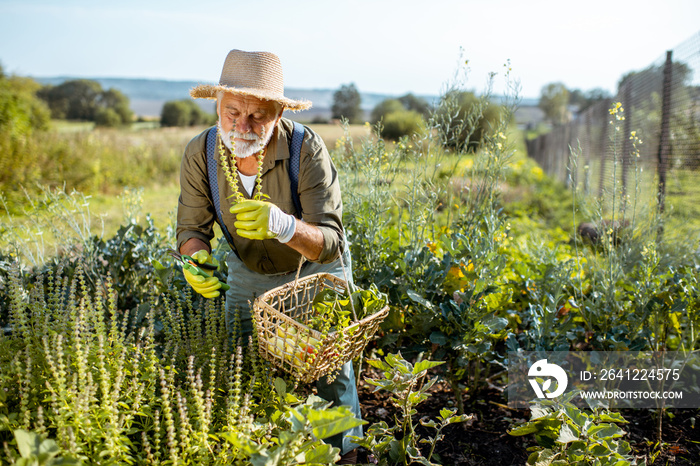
[370,98,404,124]
[434,90,505,152]
[94,107,122,127]
[160,100,214,127]
[381,109,423,140]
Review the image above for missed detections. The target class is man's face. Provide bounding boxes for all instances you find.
[217,93,282,158]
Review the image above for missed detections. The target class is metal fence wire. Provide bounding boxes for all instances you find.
[526,31,700,222]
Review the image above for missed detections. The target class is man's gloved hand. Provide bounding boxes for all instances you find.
[182,250,226,298]
[231,200,296,243]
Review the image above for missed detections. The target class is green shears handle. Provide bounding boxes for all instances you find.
[169,250,230,291]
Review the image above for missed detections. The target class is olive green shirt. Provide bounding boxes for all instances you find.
[176,118,344,275]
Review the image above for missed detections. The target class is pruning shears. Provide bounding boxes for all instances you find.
[167,249,230,291]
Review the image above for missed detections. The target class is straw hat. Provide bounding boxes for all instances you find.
[190,49,311,111]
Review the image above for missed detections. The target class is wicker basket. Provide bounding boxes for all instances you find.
[253,272,388,383]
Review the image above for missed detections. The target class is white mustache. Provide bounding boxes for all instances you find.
[233,132,258,141]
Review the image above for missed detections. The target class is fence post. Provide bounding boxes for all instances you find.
[584,109,592,195]
[621,82,632,205]
[598,99,611,197]
[657,50,673,214]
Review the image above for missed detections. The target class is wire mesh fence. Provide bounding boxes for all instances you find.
[526,31,700,231]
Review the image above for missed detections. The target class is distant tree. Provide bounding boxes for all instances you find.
[38,79,133,125]
[98,88,133,125]
[38,79,102,120]
[160,100,214,127]
[331,83,362,123]
[398,93,432,118]
[539,82,570,125]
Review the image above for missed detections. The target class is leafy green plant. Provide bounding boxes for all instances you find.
[6,429,81,465]
[223,378,364,465]
[310,284,388,333]
[0,255,358,464]
[354,352,473,465]
[509,393,642,465]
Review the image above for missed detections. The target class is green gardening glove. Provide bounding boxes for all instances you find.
[182,250,228,298]
[231,199,296,243]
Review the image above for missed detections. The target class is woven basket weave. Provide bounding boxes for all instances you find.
[253,273,388,383]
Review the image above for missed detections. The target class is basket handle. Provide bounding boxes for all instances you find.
[337,247,358,321]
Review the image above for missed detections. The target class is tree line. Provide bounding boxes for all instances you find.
[3,61,611,147]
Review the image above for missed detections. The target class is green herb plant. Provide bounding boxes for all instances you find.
[353,352,473,465]
[508,392,641,465]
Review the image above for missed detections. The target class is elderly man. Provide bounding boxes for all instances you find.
[176,49,360,464]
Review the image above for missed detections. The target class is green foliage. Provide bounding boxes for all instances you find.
[0,123,192,213]
[0,254,360,464]
[509,393,639,465]
[160,100,214,127]
[0,74,51,206]
[310,285,387,333]
[433,89,504,152]
[398,93,432,118]
[97,88,133,126]
[370,99,405,124]
[2,60,699,464]
[381,110,423,140]
[36,80,132,126]
[354,352,472,465]
[38,79,102,120]
[11,429,81,465]
[94,107,122,127]
[370,95,431,140]
[331,83,363,123]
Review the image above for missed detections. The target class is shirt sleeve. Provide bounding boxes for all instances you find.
[176,131,216,251]
[298,131,344,264]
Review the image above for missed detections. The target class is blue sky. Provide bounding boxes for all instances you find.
[1,0,698,99]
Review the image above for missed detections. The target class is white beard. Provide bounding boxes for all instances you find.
[218,122,272,159]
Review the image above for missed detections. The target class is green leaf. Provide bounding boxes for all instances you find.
[219,432,263,455]
[385,353,411,374]
[482,315,508,333]
[587,423,625,439]
[598,412,628,424]
[533,448,558,466]
[413,359,444,375]
[307,406,366,440]
[439,407,457,420]
[556,423,578,444]
[301,443,339,464]
[250,448,285,466]
[509,422,541,437]
[273,377,287,398]
[530,405,550,420]
[429,331,447,345]
[14,430,39,458]
[407,289,433,309]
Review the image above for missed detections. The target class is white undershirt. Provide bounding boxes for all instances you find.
[239,172,256,197]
